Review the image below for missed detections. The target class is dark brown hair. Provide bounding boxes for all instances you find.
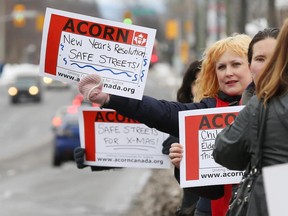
[257,19,288,104]
[248,28,279,64]
[177,60,201,103]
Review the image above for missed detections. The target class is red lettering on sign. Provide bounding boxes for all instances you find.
[95,111,138,123]
[62,18,134,44]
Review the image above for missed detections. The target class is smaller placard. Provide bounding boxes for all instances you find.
[78,107,171,169]
[179,106,245,188]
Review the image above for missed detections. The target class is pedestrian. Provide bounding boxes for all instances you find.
[162,60,202,216]
[241,27,279,104]
[213,18,288,216]
[77,33,252,216]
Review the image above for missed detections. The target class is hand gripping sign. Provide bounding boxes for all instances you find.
[179,106,245,188]
[39,8,156,100]
[78,107,171,169]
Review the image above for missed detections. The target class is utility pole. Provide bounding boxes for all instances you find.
[194,0,207,58]
[238,0,247,33]
[225,0,232,35]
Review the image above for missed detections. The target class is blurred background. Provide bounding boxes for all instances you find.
[0,0,287,216]
[0,0,287,74]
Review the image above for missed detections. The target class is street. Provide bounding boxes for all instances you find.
[0,63,180,216]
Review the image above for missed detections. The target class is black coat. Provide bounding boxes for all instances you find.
[213,94,288,215]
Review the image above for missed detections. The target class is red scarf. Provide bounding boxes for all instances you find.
[211,98,233,216]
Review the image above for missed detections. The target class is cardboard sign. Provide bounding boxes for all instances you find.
[78,107,170,169]
[179,106,245,188]
[39,8,156,99]
[263,163,288,216]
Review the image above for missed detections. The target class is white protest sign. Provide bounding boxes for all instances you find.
[78,107,170,169]
[263,163,288,216]
[179,106,245,188]
[39,8,156,99]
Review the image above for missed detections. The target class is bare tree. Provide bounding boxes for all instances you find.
[267,0,278,27]
[238,0,248,33]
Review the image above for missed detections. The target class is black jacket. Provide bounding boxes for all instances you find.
[213,94,288,215]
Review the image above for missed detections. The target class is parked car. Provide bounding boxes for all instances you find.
[42,77,70,89]
[52,105,80,167]
[8,73,42,104]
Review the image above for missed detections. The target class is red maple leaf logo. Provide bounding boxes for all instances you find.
[133,32,148,46]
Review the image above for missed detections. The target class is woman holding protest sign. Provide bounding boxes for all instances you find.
[76,33,252,216]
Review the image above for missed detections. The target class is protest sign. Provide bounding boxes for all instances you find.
[39,8,156,99]
[179,106,245,188]
[78,107,170,169]
[263,163,288,216]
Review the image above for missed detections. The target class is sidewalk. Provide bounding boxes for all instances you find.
[125,168,182,216]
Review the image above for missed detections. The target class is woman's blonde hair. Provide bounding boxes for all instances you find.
[256,18,288,104]
[194,34,251,102]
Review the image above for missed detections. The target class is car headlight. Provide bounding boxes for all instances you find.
[29,86,39,95]
[43,77,53,84]
[8,87,18,96]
